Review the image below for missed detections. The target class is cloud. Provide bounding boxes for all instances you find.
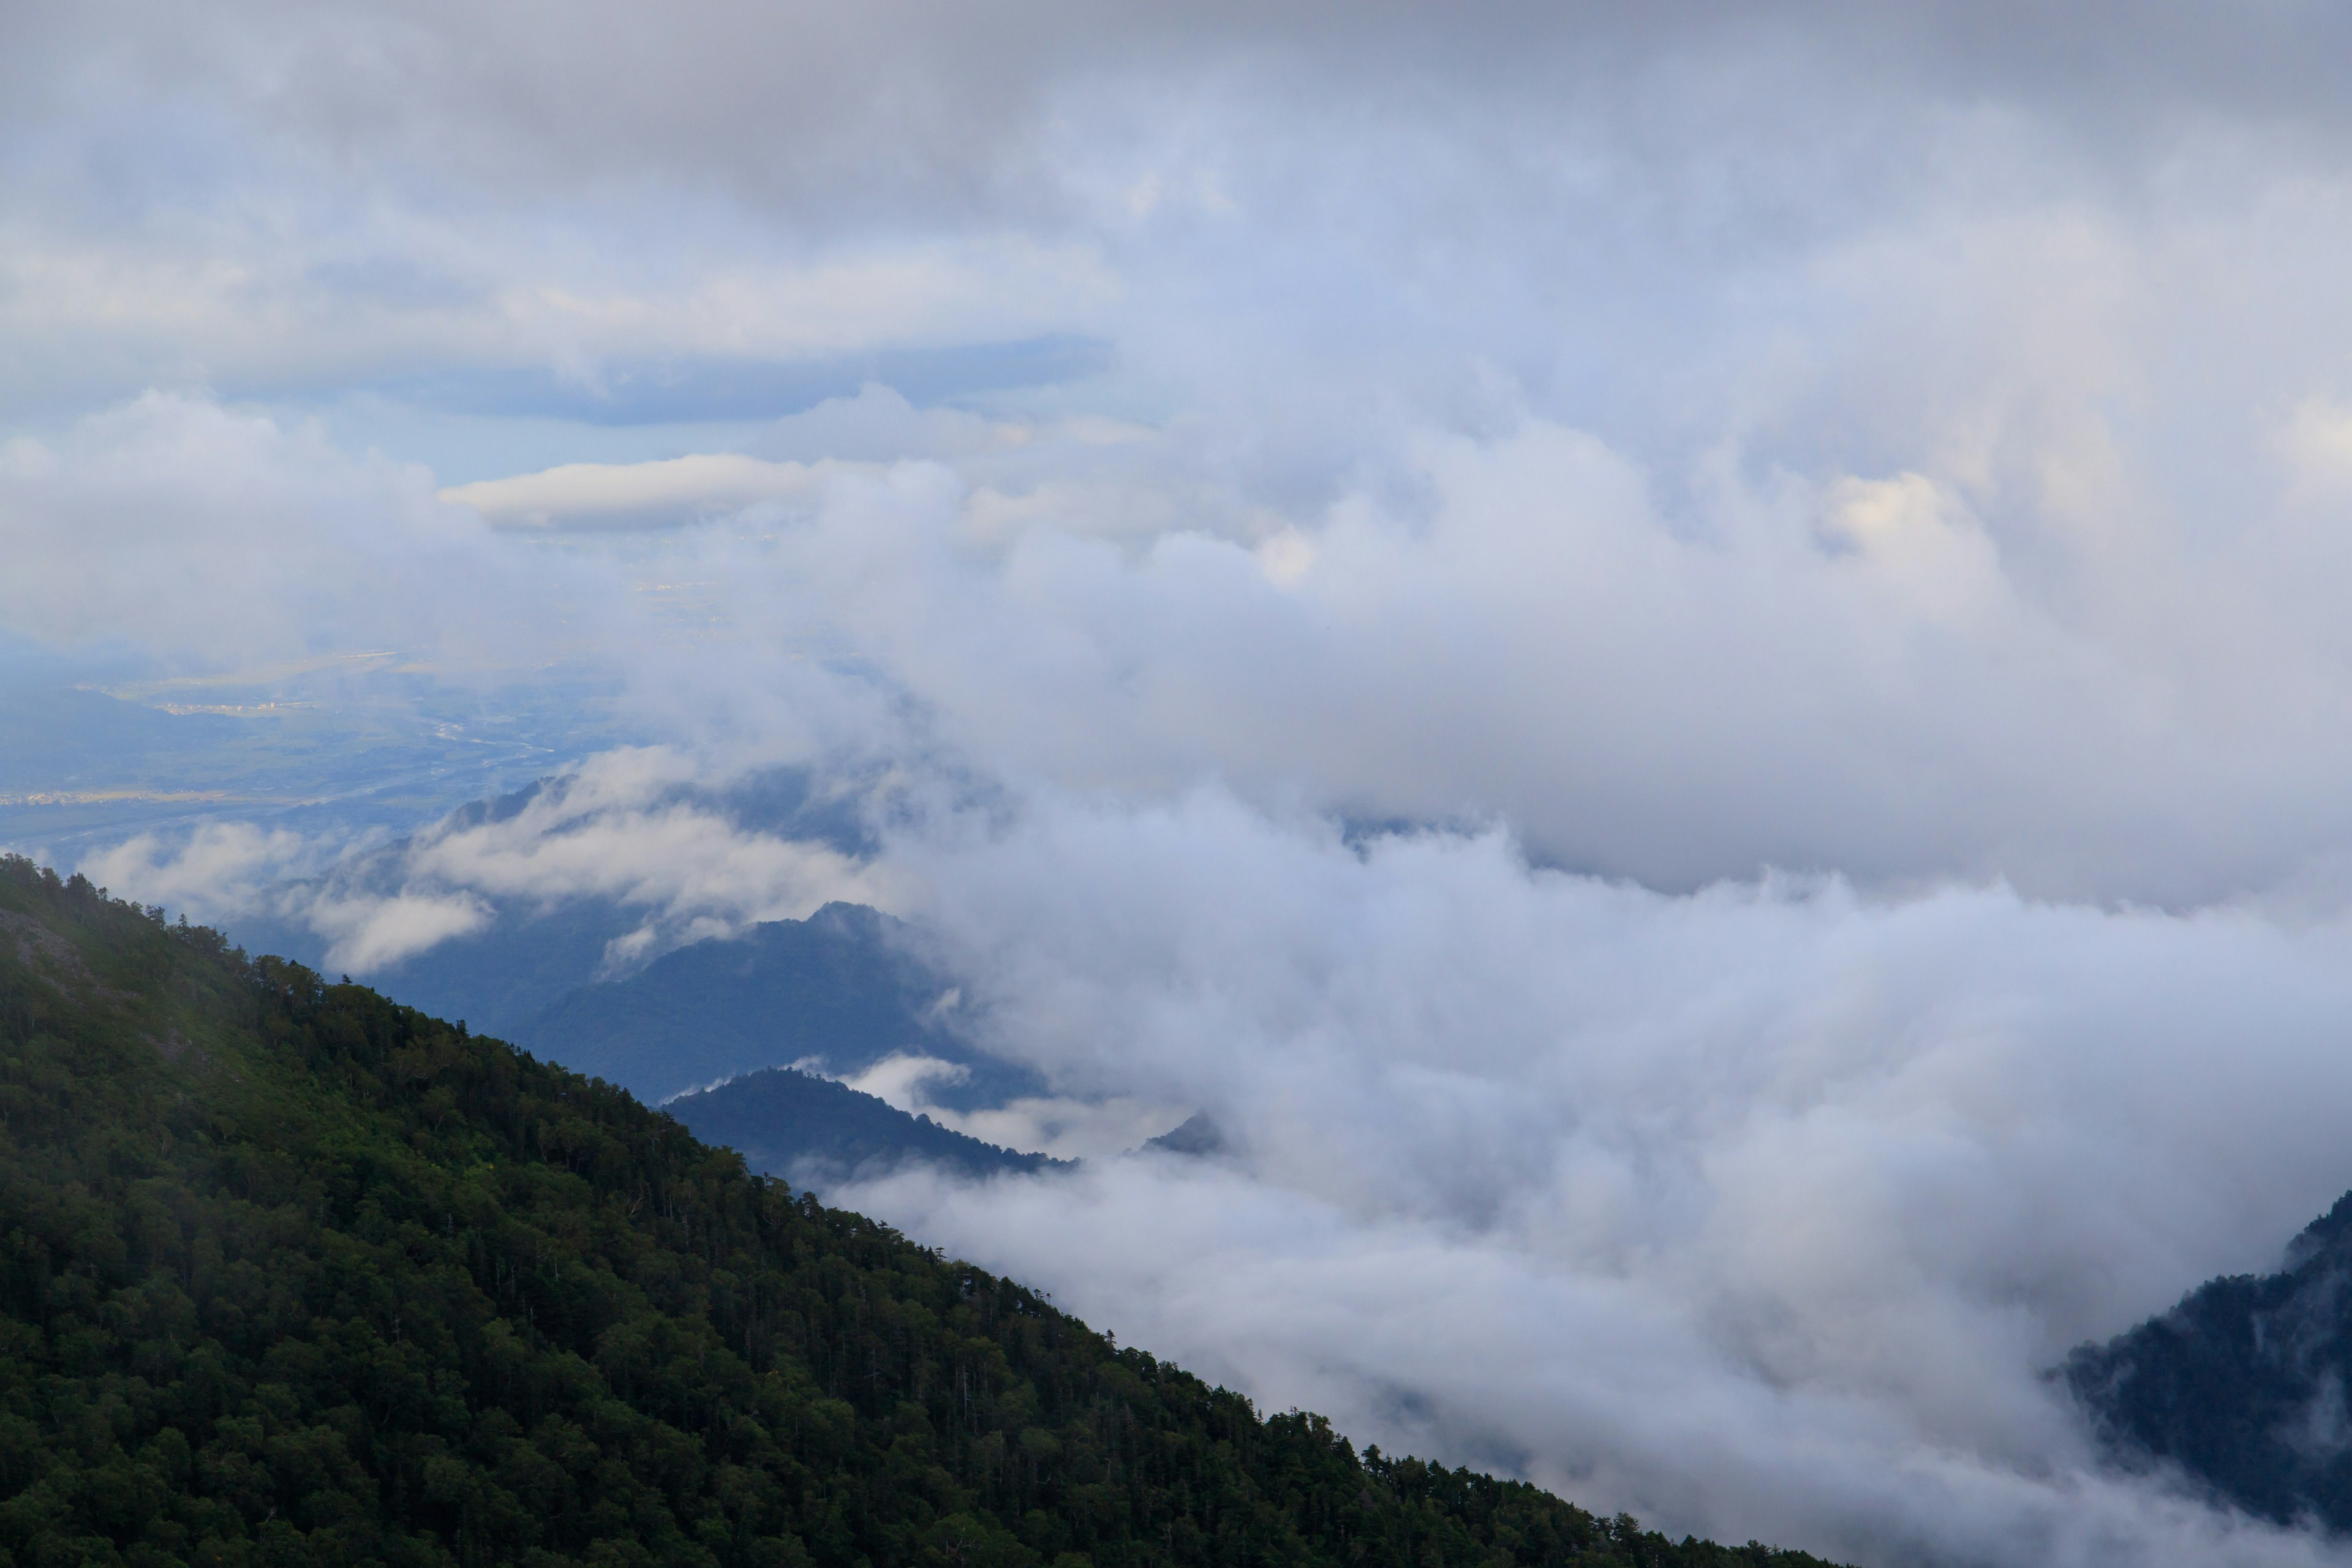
[440,453,836,531]
[825,785,2352,1566]
[549,393,2352,904]
[405,748,903,950]
[13,0,2351,439]
[81,821,321,916]
[83,762,2352,1561]
[859,1159,2349,1568]
[837,1052,1180,1161]
[302,889,492,971]
[0,391,618,671]
[81,749,901,973]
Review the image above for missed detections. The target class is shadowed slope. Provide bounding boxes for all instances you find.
[514,903,1036,1109]
[2068,1194,2352,1529]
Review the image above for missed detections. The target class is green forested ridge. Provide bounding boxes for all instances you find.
[0,854,1845,1568]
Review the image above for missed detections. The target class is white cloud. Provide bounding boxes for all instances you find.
[829,786,2352,1566]
[0,391,618,670]
[404,748,901,935]
[565,402,2352,903]
[78,748,900,974]
[304,889,493,971]
[838,1052,1181,1161]
[81,821,320,916]
[440,452,837,531]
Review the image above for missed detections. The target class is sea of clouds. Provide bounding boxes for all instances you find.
[18,3,2352,1562]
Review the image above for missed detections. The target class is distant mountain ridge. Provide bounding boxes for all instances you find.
[513,901,1039,1109]
[2067,1191,2352,1529]
[666,1067,1072,1190]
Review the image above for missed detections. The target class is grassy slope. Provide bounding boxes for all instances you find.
[0,855,1844,1568]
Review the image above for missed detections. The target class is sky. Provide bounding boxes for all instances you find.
[14,2,2352,1562]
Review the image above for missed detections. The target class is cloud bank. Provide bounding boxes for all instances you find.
[848,790,2352,1566]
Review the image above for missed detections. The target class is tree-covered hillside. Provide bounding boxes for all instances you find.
[0,854,1845,1568]
[2066,1191,2352,1530]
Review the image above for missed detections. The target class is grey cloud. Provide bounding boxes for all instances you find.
[10,0,2350,431]
[17,2,2352,217]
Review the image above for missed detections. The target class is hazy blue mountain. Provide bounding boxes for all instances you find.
[511,901,1041,1107]
[2067,1191,2352,1529]
[667,1066,1071,1190]
[1144,1110,1228,1156]
[363,897,653,1038]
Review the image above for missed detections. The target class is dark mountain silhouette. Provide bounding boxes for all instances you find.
[2067,1191,2352,1529]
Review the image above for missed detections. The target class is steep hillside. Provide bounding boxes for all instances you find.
[666,1069,1072,1189]
[0,854,1845,1568]
[2066,1194,2352,1529]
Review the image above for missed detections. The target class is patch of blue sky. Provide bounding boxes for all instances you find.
[249,334,1116,482]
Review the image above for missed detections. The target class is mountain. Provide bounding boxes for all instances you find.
[0,852,1851,1568]
[2066,1193,2352,1529]
[357,896,652,1044]
[666,1069,1072,1189]
[1140,1114,1226,1158]
[512,903,1038,1109]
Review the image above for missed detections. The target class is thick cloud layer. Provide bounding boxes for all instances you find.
[850,790,2352,1566]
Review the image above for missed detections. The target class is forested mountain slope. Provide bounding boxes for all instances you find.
[2067,1192,2352,1530]
[0,854,1845,1568]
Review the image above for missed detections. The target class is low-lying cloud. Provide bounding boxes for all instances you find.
[85,748,898,972]
[829,786,2352,1566]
